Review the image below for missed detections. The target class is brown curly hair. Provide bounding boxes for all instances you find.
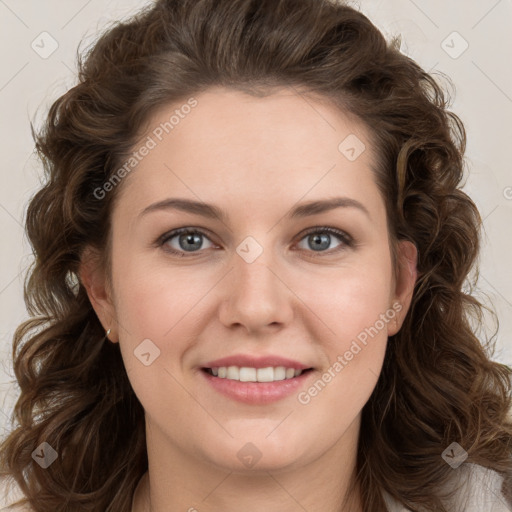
[1,0,511,510]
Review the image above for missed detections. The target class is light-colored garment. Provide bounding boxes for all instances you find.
[0,477,30,511]
[383,463,511,511]
[1,463,510,511]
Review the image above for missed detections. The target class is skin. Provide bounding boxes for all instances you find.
[80,86,418,512]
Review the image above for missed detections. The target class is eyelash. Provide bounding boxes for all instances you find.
[156,226,354,258]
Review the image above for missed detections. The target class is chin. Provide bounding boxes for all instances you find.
[201,437,311,473]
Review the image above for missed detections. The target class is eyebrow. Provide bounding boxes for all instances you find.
[138,196,371,222]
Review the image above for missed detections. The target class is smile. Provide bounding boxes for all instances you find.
[203,365,310,382]
[200,366,315,405]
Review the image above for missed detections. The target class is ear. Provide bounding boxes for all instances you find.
[387,240,418,336]
[78,246,118,343]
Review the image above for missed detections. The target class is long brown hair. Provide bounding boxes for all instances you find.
[1,0,511,510]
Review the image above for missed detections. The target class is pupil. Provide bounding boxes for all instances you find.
[310,233,329,251]
[181,233,202,251]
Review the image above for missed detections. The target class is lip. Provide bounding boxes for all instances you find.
[200,367,315,405]
[202,354,311,370]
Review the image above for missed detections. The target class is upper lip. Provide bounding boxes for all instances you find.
[202,354,312,370]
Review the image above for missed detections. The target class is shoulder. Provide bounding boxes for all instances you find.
[0,477,34,512]
[383,463,511,512]
[451,463,510,511]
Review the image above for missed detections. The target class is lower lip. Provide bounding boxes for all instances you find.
[200,369,314,405]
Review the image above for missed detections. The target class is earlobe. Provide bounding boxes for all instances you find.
[78,246,118,343]
[388,240,418,336]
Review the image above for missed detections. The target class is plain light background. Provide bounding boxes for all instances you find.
[0,0,511,439]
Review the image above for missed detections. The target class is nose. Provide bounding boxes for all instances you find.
[218,247,294,335]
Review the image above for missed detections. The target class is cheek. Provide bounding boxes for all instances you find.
[295,267,392,426]
[111,256,220,402]
[111,260,200,414]
[112,252,202,338]
[299,254,394,346]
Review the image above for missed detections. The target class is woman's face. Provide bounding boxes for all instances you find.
[81,86,417,473]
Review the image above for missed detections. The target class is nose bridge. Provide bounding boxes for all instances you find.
[233,237,281,304]
[219,234,292,331]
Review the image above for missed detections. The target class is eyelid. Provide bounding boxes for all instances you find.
[298,226,353,245]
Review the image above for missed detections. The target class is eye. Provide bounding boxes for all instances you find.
[295,227,353,255]
[159,228,216,256]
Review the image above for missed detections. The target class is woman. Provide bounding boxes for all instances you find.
[1,0,511,510]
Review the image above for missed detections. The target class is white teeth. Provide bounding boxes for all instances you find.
[209,366,305,382]
[226,366,239,380]
[239,367,257,382]
[273,366,286,381]
[256,367,274,382]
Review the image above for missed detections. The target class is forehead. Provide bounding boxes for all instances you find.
[114,86,383,219]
